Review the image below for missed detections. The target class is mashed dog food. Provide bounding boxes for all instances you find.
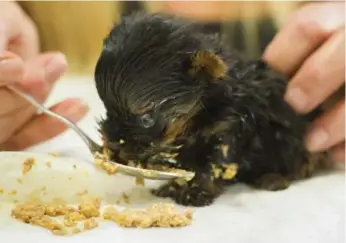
[11,197,192,235]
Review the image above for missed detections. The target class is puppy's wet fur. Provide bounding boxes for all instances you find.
[94,12,330,207]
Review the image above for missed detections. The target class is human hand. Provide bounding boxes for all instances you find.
[0,2,88,150]
[0,51,89,151]
[263,2,345,162]
[0,1,39,59]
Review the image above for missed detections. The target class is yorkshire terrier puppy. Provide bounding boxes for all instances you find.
[94,12,330,207]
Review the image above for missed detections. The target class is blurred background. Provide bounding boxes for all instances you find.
[18,1,303,76]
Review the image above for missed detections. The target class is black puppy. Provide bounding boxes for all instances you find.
[94,12,329,207]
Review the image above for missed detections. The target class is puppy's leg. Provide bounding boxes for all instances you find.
[153,172,223,207]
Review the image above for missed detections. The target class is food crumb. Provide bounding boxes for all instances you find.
[63,217,76,227]
[222,164,238,180]
[122,193,130,204]
[45,204,75,216]
[8,190,17,196]
[71,227,82,234]
[135,176,145,186]
[22,158,35,175]
[83,218,98,230]
[0,188,3,194]
[73,165,77,169]
[49,152,59,157]
[94,152,118,175]
[77,189,88,196]
[45,161,52,168]
[78,196,100,218]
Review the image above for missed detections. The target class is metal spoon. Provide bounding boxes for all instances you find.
[7,85,195,181]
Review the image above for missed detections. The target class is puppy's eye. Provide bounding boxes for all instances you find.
[139,114,155,128]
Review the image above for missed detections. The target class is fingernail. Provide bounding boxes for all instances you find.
[285,87,308,113]
[44,53,67,81]
[305,128,329,151]
[63,99,89,122]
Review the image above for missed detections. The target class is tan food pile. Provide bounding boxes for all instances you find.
[11,197,192,235]
[103,203,193,228]
[11,196,100,235]
[8,156,193,236]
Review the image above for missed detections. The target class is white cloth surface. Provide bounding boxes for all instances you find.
[7,76,346,243]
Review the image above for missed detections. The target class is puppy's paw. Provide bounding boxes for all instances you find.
[152,179,219,207]
[252,173,290,191]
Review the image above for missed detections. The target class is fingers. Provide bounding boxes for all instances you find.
[263,2,345,76]
[304,99,345,152]
[0,52,68,117]
[0,21,8,55]
[7,12,39,60]
[0,51,24,85]
[0,1,39,60]
[1,98,89,151]
[284,29,345,113]
[18,52,68,101]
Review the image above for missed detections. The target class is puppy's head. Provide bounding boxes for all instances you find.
[94,12,229,165]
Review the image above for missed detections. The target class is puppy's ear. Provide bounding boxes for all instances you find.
[188,50,228,82]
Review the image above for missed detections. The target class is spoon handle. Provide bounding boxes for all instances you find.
[7,85,101,153]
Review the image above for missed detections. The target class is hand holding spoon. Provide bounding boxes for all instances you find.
[7,85,195,181]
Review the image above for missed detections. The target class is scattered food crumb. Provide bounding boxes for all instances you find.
[83,218,98,230]
[77,189,88,196]
[135,176,145,186]
[71,227,82,234]
[22,158,35,175]
[0,188,3,194]
[73,165,77,169]
[17,178,23,184]
[45,161,52,168]
[49,152,59,157]
[78,196,100,218]
[122,193,130,204]
[8,190,17,196]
